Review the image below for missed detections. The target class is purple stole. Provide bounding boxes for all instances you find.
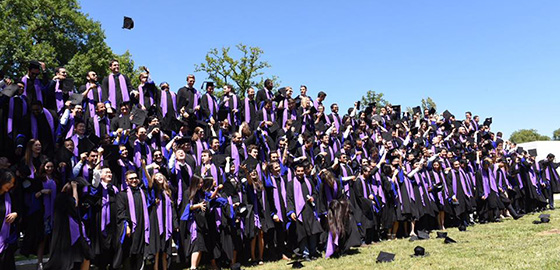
[68,215,87,246]
[261,108,275,122]
[54,80,65,113]
[514,164,525,189]
[31,108,55,142]
[373,172,386,204]
[93,116,110,137]
[244,98,256,123]
[451,170,472,197]
[320,144,334,162]
[100,182,118,232]
[230,142,246,173]
[340,164,352,197]
[412,174,425,206]
[160,90,177,117]
[0,193,12,253]
[431,170,448,205]
[108,74,130,106]
[71,135,80,156]
[326,231,339,258]
[402,166,416,201]
[494,167,510,190]
[134,140,152,168]
[293,176,312,222]
[22,75,43,102]
[325,180,339,205]
[156,192,173,241]
[544,163,560,184]
[282,108,297,127]
[528,163,539,187]
[42,178,56,220]
[224,94,238,123]
[271,175,286,222]
[7,96,27,136]
[126,188,150,244]
[194,140,208,166]
[138,84,153,107]
[205,93,217,118]
[330,113,340,131]
[175,162,192,206]
[85,83,102,117]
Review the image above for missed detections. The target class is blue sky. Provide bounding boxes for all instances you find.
[79,0,560,139]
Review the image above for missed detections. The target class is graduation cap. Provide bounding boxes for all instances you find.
[29,60,41,70]
[466,151,476,162]
[372,115,383,123]
[309,105,317,115]
[122,16,134,30]
[273,91,285,103]
[436,231,448,239]
[288,261,304,269]
[102,144,120,162]
[444,236,457,244]
[412,106,421,115]
[482,132,492,141]
[130,107,148,126]
[73,176,90,187]
[175,136,192,146]
[230,262,243,270]
[417,230,430,240]
[55,148,74,164]
[62,78,74,92]
[483,117,492,127]
[410,126,419,135]
[442,110,452,120]
[516,147,524,154]
[428,107,436,115]
[376,251,395,263]
[201,81,214,90]
[85,134,101,151]
[453,120,463,129]
[0,84,19,98]
[166,118,187,132]
[411,246,429,257]
[528,149,538,157]
[381,132,393,141]
[69,93,83,105]
[147,104,159,117]
[539,214,550,219]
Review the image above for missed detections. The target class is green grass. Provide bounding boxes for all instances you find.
[248,209,560,270]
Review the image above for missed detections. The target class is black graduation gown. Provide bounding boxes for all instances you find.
[380,175,401,229]
[89,184,119,259]
[101,73,132,110]
[44,193,94,270]
[286,177,323,243]
[0,192,19,270]
[114,187,148,268]
[542,161,560,193]
[445,170,472,217]
[176,86,199,113]
[353,177,377,231]
[147,189,178,257]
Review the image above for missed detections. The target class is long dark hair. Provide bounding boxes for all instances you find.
[327,199,350,238]
[187,174,203,202]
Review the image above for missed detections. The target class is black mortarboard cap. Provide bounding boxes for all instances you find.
[288,261,304,269]
[466,151,476,162]
[123,16,134,30]
[482,132,492,141]
[444,236,457,244]
[87,134,101,149]
[102,144,120,162]
[382,132,392,141]
[539,214,550,219]
[202,81,214,90]
[411,126,419,135]
[364,105,373,116]
[74,176,90,187]
[453,120,463,129]
[442,110,452,120]
[392,105,401,113]
[436,231,448,239]
[55,148,74,164]
[528,149,537,157]
[376,251,395,263]
[412,106,421,115]
[373,115,383,123]
[411,246,429,257]
[428,107,436,115]
[29,60,41,70]
[166,117,187,132]
[273,91,284,103]
[1,84,19,98]
[69,93,83,105]
[483,117,492,127]
[131,107,148,126]
[62,78,74,92]
[175,136,192,146]
[516,147,524,154]
[484,143,494,151]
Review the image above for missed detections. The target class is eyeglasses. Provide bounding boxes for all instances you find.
[127,176,139,180]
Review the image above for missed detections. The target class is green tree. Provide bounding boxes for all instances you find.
[553,128,560,141]
[0,0,138,87]
[194,43,277,98]
[360,90,389,109]
[509,129,551,144]
[421,97,437,112]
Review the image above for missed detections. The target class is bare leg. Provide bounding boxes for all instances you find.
[231,250,238,266]
[251,237,257,261]
[162,252,168,270]
[390,222,399,239]
[154,252,160,270]
[410,220,417,236]
[258,230,264,262]
[191,251,201,270]
[439,211,446,230]
[37,240,45,265]
[80,259,90,270]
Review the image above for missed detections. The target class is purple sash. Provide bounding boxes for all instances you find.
[108,74,130,107]
[126,188,150,244]
[69,216,81,245]
[138,84,153,107]
[271,175,286,222]
[101,182,118,232]
[544,163,560,184]
[451,170,472,197]
[93,116,110,137]
[0,193,11,253]
[42,178,56,220]
[31,108,55,142]
[325,180,338,204]
[134,140,152,168]
[85,83,102,117]
[161,90,177,117]
[22,75,43,102]
[54,80,64,113]
[176,162,192,206]
[293,176,312,222]
[244,98,255,123]
[156,193,173,241]
[325,232,339,258]
[205,93,217,118]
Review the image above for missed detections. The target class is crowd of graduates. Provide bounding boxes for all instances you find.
[0,59,559,270]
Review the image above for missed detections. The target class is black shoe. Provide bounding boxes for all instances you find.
[514,214,524,220]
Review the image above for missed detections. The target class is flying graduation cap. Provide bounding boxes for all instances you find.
[123,16,134,30]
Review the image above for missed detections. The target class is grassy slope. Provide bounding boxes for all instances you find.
[248,209,560,270]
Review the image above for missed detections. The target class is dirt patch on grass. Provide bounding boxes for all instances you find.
[538,229,560,235]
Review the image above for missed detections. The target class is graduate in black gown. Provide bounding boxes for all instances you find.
[286,162,323,260]
[44,180,93,270]
[115,170,149,270]
[324,199,361,258]
[0,169,18,270]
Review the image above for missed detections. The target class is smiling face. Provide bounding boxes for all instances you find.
[101,168,113,183]
[0,177,14,194]
[32,140,42,154]
[109,60,120,74]
[126,172,139,188]
[44,161,54,175]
